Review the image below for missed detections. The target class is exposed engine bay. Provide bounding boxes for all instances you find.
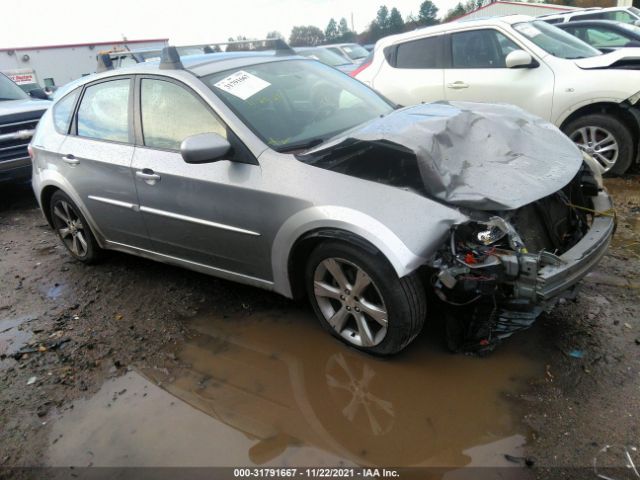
[298,102,615,353]
[429,161,610,353]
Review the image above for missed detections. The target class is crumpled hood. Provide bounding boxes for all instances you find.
[0,98,50,116]
[574,48,640,69]
[300,102,583,211]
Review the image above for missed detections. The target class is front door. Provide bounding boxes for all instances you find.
[130,76,270,280]
[443,28,555,121]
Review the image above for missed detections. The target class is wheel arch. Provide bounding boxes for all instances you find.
[286,229,386,301]
[270,206,427,299]
[40,184,60,228]
[559,102,639,156]
[35,173,107,247]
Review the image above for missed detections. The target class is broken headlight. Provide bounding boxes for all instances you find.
[432,216,525,296]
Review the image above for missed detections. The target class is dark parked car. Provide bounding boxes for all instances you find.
[0,73,50,183]
[557,20,640,50]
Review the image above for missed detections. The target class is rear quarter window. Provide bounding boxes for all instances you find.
[53,88,80,134]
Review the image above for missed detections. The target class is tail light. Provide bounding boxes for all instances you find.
[28,144,34,159]
[349,61,372,77]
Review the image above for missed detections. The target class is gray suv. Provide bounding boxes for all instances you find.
[31,46,614,355]
[0,73,50,183]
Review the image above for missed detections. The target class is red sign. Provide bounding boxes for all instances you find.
[7,72,36,85]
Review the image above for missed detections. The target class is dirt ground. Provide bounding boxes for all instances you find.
[0,177,639,479]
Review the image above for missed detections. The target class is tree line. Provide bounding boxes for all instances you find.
[231,0,623,49]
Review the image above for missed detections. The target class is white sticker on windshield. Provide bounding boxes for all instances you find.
[517,23,541,38]
[214,70,271,100]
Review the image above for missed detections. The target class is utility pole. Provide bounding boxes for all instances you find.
[351,12,354,32]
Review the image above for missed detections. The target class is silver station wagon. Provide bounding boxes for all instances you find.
[30,41,615,355]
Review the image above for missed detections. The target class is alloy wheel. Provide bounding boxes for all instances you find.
[570,126,619,172]
[52,200,89,258]
[313,257,388,347]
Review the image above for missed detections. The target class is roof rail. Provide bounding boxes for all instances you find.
[96,38,296,71]
[157,38,295,69]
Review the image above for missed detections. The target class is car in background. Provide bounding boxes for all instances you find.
[31,45,613,355]
[0,72,50,183]
[294,47,359,74]
[363,44,375,52]
[320,43,369,64]
[540,6,640,25]
[556,20,640,51]
[355,14,640,175]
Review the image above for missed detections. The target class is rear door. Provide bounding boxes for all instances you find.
[372,35,445,106]
[59,76,150,248]
[130,75,270,280]
[442,28,555,121]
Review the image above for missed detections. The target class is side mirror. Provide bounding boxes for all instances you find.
[505,49,537,69]
[634,19,640,26]
[180,133,231,164]
[29,88,51,100]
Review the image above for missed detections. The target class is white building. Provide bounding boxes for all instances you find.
[457,1,631,21]
[0,38,168,91]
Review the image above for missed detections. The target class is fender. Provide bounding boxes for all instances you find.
[270,205,428,298]
[553,96,627,127]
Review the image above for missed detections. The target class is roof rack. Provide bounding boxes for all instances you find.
[537,7,602,18]
[96,38,295,71]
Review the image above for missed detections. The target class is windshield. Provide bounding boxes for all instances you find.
[204,59,393,152]
[297,48,352,67]
[342,44,369,60]
[0,73,29,101]
[514,21,602,59]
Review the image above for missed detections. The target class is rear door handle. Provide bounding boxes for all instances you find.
[446,81,470,90]
[62,154,80,165]
[136,168,161,185]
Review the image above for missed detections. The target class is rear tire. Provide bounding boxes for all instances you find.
[49,190,101,264]
[564,113,633,176]
[305,241,426,355]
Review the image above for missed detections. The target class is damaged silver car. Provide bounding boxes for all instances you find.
[31,44,615,355]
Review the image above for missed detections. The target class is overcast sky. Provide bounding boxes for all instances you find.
[2,0,462,48]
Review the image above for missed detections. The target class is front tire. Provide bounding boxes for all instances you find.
[50,190,101,264]
[564,113,634,176]
[305,241,426,355]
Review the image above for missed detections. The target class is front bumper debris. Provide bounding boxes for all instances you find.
[433,189,615,354]
[512,192,615,302]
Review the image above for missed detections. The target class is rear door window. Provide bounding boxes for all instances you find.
[395,36,442,69]
[76,79,131,142]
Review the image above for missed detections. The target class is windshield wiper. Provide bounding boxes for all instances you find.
[277,138,325,152]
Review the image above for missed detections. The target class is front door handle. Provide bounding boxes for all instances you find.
[136,168,161,185]
[446,81,470,90]
[62,154,80,165]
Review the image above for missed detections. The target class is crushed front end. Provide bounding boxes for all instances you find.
[429,160,616,353]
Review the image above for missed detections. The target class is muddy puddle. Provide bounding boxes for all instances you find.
[605,177,640,256]
[47,306,543,472]
[0,315,34,369]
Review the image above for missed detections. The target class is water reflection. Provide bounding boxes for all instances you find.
[140,306,540,468]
